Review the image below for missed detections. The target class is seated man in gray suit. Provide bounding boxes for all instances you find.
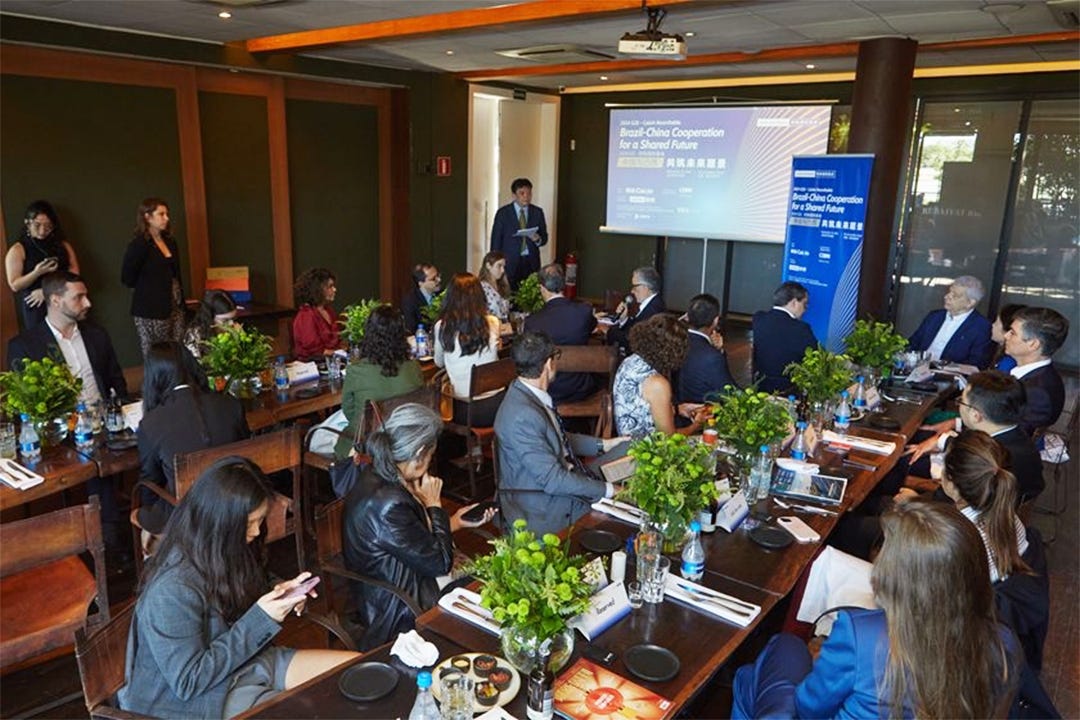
[494,332,626,535]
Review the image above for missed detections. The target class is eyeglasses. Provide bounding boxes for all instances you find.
[548,349,563,361]
[956,399,974,411]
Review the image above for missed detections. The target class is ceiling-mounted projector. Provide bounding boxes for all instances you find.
[618,32,687,59]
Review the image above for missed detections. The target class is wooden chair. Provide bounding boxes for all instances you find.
[74,601,155,719]
[1,496,110,674]
[1032,390,1079,542]
[553,344,618,438]
[439,358,517,500]
[174,426,305,568]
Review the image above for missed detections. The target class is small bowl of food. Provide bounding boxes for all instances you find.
[475,680,500,707]
[472,654,497,677]
[450,656,472,673]
[487,666,513,691]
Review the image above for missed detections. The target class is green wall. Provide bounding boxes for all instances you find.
[198,91,276,303]
[1,74,188,367]
[286,98,380,306]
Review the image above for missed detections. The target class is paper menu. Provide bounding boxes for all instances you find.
[554,658,673,720]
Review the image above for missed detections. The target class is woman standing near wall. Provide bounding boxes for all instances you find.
[121,198,185,356]
[5,200,80,329]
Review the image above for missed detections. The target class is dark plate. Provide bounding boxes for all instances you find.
[106,431,139,451]
[749,524,794,550]
[866,414,901,430]
[338,661,399,702]
[295,387,321,399]
[577,529,622,554]
[623,644,680,682]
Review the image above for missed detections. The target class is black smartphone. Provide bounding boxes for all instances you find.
[581,642,616,666]
[462,500,499,523]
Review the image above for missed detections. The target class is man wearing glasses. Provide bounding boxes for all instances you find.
[401,263,441,334]
[602,266,665,356]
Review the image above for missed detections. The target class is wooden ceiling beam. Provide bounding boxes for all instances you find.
[457,30,1080,80]
[245,0,702,54]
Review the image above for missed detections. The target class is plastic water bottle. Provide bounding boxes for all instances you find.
[791,421,809,460]
[746,445,772,504]
[273,356,289,390]
[74,402,95,451]
[680,520,705,581]
[414,324,430,359]
[106,388,124,433]
[18,414,40,462]
[407,671,440,720]
[853,375,867,410]
[834,390,851,436]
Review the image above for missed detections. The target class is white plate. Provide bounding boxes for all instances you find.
[431,653,521,715]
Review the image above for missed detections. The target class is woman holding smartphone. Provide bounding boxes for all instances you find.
[5,200,79,329]
[119,457,356,718]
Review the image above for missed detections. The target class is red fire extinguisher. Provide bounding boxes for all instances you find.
[564,252,578,299]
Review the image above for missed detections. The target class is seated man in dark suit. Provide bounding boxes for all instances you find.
[602,266,665,357]
[494,332,624,535]
[400,263,440,334]
[1004,306,1069,436]
[677,293,737,403]
[907,275,993,368]
[8,270,127,403]
[751,282,816,394]
[523,263,597,404]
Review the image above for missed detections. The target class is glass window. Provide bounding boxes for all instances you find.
[999,99,1079,368]
[894,101,1023,340]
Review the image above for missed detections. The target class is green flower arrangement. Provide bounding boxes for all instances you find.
[511,272,544,313]
[0,356,82,424]
[339,298,385,345]
[469,519,593,642]
[420,289,445,328]
[200,323,273,384]
[785,346,853,405]
[619,432,718,540]
[710,385,794,460]
[844,319,907,376]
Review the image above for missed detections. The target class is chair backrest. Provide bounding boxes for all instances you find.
[74,601,142,718]
[469,358,517,398]
[556,344,618,389]
[365,383,439,431]
[314,497,346,567]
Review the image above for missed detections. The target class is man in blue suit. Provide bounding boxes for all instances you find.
[490,178,547,290]
[751,282,817,394]
[523,263,597,404]
[603,266,666,357]
[907,276,993,367]
[677,293,737,403]
[1004,306,1069,435]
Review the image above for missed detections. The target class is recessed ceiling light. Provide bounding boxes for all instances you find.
[218,10,231,19]
[446,50,454,55]
[805,63,815,69]
[685,32,695,37]
[600,75,609,81]
[954,107,961,112]
[965,121,972,126]
[982,3,1025,15]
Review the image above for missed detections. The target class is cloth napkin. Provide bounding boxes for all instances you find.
[438,587,501,636]
[389,630,439,668]
[663,574,761,628]
[590,498,646,525]
[0,458,44,490]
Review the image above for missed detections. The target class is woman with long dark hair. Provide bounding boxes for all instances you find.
[733,498,1020,719]
[292,267,341,361]
[343,404,493,649]
[5,200,80,328]
[183,289,238,359]
[122,197,186,356]
[119,458,357,718]
[433,273,503,425]
[478,250,510,321]
[135,342,249,542]
[334,305,424,459]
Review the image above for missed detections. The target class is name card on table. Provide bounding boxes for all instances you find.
[716,490,749,533]
[122,400,144,432]
[568,582,631,641]
[286,361,320,385]
[864,385,882,410]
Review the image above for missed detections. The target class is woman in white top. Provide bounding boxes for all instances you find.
[433,273,503,426]
[478,251,510,322]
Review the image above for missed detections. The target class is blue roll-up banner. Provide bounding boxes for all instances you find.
[782,155,875,352]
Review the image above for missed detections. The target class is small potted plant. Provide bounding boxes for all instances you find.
[339,298,385,349]
[420,289,445,328]
[620,432,718,551]
[784,347,853,428]
[0,356,82,447]
[511,272,544,314]
[844,318,907,380]
[199,323,273,398]
[710,385,794,485]
[468,519,593,674]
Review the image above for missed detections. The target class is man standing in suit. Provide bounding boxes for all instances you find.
[400,263,440,334]
[494,332,625,535]
[523,263,597,404]
[603,266,665,357]
[677,293,737,403]
[490,178,547,290]
[751,282,817,394]
[1004,306,1069,435]
[8,270,127,403]
[907,276,993,367]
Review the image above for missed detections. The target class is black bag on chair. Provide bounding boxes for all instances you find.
[330,401,385,499]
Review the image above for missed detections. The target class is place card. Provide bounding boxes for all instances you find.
[286,361,320,385]
[715,490,749,533]
[864,385,882,410]
[122,400,144,432]
[568,582,631,641]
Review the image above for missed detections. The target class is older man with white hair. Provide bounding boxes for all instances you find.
[907,275,994,367]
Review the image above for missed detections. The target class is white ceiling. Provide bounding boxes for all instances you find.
[1,0,1076,89]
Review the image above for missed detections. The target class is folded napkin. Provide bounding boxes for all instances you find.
[390,629,439,668]
[775,458,819,474]
[663,574,761,628]
[590,498,646,525]
[821,430,896,456]
[438,587,501,636]
[0,458,44,490]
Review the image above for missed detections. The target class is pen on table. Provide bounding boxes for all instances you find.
[791,504,838,516]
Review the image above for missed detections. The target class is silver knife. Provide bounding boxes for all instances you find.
[452,600,495,624]
[671,583,753,617]
[674,580,757,613]
[2,460,36,481]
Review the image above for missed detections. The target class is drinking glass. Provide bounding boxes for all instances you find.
[439,673,474,720]
[635,524,663,602]
[0,423,16,460]
[642,556,670,603]
[627,581,643,609]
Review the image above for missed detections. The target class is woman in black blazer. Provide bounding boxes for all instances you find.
[121,197,185,356]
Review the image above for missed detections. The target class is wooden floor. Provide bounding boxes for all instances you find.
[2,330,1077,719]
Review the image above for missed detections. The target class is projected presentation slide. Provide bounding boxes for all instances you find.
[603,106,831,242]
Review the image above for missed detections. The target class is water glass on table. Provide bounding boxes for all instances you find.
[642,556,670,604]
[439,673,474,720]
[0,422,16,460]
[627,581,643,609]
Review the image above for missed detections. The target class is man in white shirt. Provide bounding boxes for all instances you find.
[1004,306,1068,435]
[907,276,993,367]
